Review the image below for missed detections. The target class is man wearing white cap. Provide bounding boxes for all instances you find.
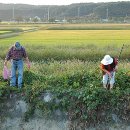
[4,42,30,88]
[100,55,118,89]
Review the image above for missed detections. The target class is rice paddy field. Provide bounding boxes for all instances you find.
[1,24,130,61]
[0,23,130,127]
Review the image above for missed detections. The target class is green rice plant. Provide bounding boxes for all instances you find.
[46,24,130,30]
[0,29,130,61]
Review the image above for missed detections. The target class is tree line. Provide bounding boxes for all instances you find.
[0,2,130,22]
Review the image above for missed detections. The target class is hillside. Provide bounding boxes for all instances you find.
[0,2,130,21]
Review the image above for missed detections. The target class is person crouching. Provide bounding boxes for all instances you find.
[100,55,118,90]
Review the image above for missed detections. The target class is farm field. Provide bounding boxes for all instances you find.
[1,24,130,60]
[0,31,12,34]
[0,23,130,128]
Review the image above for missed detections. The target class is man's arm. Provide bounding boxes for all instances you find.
[26,57,30,70]
[4,47,12,66]
[23,48,30,70]
[4,59,8,66]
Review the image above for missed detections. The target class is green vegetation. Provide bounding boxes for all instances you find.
[46,24,130,30]
[0,31,12,34]
[0,28,23,32]
[1,24,130,61]
[0,24,130,127]
[0,60,130,125]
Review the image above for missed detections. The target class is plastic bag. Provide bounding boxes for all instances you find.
[2,66,10,80]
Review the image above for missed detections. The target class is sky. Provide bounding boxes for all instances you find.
[0,0,129,5]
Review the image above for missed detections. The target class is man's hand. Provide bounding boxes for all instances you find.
[4,60,7,66]
[25,57,30,70]
[27,63,31,70]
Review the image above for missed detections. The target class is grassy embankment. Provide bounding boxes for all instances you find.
[0,24,130,127]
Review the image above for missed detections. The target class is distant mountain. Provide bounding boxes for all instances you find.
[0,2,130,21]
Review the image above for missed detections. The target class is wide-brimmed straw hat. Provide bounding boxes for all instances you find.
[101,55,113,65]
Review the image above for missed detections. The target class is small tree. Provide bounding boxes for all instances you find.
[49,18,56,23]
[32,16,41,23]
[25,17,31,23]
[15,16,23,23]
[32,17,38,23]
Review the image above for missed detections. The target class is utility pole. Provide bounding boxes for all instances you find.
[12,6,15,21]
[106,8,108,19]
[78,7,80,18]
[48,7,50,22]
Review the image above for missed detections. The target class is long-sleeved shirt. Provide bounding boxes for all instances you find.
[6,46,27,61]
